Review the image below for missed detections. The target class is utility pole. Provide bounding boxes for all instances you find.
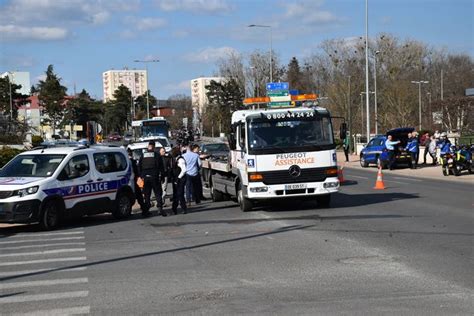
[373,50,380,135]
[248,24,273,82]
[347,76,352,152]
[411,80,429,131]
[364,0,370,143]
[441,69,444,101]
[134,59,159,119]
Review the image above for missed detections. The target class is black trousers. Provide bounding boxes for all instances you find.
[143,176,163,210]
[423,146,429,164]
[343,147,349,162]
[388,150,396,170]
[187,174,201,204]
[172,177,187,213]
[409,152,418,169]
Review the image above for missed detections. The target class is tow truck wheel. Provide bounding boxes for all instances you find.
[237,184,253,212]
[211,182,224,202]
[113,192,132,219]
[40,200,61,230]
[316,194,331,208]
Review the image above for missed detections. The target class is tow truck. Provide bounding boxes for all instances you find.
[201,94,343,212]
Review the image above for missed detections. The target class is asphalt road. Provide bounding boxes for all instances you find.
[0,169,473,315]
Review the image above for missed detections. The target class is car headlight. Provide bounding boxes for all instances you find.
[15,186,39,197]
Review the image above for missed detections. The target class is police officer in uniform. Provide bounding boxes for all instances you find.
[127,148,145,214]
[138,141,167,217]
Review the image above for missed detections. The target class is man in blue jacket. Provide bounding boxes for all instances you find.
[405,133,419,169]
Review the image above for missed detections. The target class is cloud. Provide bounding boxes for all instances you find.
[381,16,392,25]
[164,80,190,91]
[35,74,47,83]
[124,16,167,31]
[282,1,343,26]
[184,46,238,63]
[172,30,190,38]
[0,24,68,40]
[155,0,233,14]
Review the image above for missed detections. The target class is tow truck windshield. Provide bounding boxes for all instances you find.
[0,154,66,178]
[247,114,334,154]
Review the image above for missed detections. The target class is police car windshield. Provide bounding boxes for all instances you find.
[0,154,66,178]
[247,114,334,154]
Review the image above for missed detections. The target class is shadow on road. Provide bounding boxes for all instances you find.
[0,224,314,282]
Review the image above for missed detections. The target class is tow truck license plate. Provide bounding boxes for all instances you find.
[285,184,307,190]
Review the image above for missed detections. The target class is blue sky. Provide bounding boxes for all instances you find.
[1,0,472,100]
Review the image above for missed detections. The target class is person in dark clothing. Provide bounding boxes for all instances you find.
[128,148,145,214]
[159,147,172,206]
[171,147,187,214]
[138,141,166,217]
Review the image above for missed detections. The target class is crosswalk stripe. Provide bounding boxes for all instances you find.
[0,236,85,245]
[0,257,87,266]
[1,242,86,251]
[3,231,84,239]
[0,291,88,304]
[0,277,88,290]
[13,306,90,316]
[0,267,87,277]
[0,248,86,258]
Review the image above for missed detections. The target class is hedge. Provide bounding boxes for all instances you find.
[0,146,23,168]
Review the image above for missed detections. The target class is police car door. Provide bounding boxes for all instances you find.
[55,153,94,216]
[92,151,131,212]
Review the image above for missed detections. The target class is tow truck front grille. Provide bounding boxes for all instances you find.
[0,191,13,199]
[261,167,329,185]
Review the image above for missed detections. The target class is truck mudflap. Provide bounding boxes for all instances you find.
[246,177,339,200]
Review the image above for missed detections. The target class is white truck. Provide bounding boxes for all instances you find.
[201,105,341,212]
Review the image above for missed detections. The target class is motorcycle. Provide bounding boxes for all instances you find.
[440,145,473,176]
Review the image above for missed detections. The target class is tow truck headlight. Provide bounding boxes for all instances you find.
[250,187,268,193]
[323,182,339,188]
[15,186,39,197]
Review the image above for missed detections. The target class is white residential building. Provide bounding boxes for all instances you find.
[102,68,147,102]
[190,77,225,113]
[1,71,31,95]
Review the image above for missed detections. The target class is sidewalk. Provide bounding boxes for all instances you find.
[336,151,474,183]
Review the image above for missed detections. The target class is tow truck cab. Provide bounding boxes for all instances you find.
[203,106,340,212]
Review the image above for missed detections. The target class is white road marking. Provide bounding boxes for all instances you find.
[1,242,86,251]
[394,176,423,182]
[384,180,409,185]
[0,291,88,304]
[0,248,86,258]
[0,267,87,277]
[350,175,370,179]
[0,277,88,290]
[0,236,85,245]
[13,306,90,316]
[4,231,84,238]
[0,257,87,266]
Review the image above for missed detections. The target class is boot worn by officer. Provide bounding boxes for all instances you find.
[158,207,167,217]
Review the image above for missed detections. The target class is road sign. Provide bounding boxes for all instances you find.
[268,101,293,107]
[289,90,299,95]
[269,95,291,102]
[266,82,289,91]
[267,91,289,97]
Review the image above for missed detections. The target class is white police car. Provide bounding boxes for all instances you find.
[0,146,135,230]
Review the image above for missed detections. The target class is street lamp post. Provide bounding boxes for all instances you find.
[364,0,370,144]
[248,24,272,83]
[373,50,380,135]
[134,59,159,119]
[361,91,375,141]
[427,92,432,130]
[7,72,13,120]
[411,80,429,131]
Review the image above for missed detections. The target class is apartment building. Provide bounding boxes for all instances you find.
[103,68,147,102]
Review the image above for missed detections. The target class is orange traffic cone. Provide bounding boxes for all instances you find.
[373,167,386,190]
[338,165,345,184]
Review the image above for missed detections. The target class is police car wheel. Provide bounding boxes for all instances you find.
[40,201,60,230]
[113,193,132,219]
